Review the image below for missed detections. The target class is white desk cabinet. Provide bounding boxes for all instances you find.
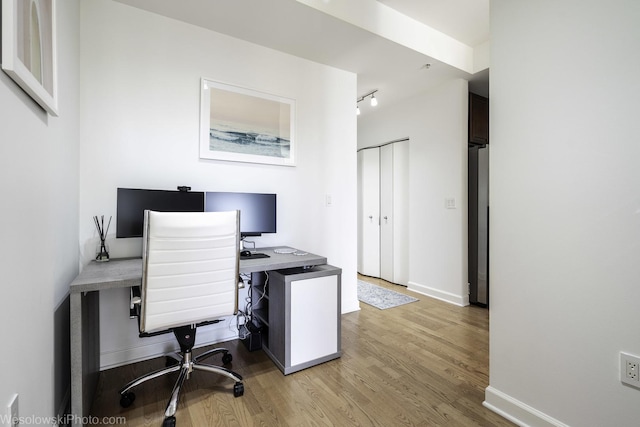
[257,265,341,375]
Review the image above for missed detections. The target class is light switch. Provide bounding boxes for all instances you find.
[445,198,456,209]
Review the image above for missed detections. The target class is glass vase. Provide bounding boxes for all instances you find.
[96,240,110,262]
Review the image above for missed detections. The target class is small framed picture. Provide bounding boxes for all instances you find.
[2,0,58,115]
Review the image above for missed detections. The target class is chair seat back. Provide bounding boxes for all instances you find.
[140,210,240,334]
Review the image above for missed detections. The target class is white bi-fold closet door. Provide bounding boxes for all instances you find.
[357,139,409,285]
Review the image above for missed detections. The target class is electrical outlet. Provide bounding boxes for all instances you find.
[620,352,640,388]
[7,394,18,427]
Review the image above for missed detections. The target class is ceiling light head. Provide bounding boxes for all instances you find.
[356,89,379,114]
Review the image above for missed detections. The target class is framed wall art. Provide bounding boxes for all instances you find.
[200,78,296,166]
[2,0,58,115]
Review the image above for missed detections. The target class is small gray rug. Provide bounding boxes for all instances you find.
[357,280,418,310]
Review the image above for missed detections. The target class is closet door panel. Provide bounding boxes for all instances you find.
[380,144,394,282]
[392,140,409,285]
[358,148,380,277]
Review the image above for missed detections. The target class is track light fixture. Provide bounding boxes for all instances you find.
[356,89,379,115]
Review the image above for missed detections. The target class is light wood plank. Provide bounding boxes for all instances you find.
[89,276,513,426]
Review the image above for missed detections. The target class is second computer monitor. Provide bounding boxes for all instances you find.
[205,192,276,237]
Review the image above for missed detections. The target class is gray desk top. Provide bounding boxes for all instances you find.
[69,248,327,294]
[238,248,326,274]
[69,258,142,293]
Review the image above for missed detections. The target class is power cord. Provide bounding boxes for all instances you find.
[236,271,268,337]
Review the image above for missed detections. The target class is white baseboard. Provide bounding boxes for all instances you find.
[100,325,239,370]
[407,281,469,307]
[484,386,569,427]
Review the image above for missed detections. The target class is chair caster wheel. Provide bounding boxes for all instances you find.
[162,416,176,427]
[222,353,233,365]
[233,382,244,397]
[119,391,135,408]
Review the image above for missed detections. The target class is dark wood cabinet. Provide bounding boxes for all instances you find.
[469,93,489,145]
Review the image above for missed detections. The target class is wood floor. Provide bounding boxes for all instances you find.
[90,276,513,426]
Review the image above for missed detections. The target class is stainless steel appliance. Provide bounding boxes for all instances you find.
[468,146,489,306]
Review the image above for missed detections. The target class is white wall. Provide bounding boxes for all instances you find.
[358,79,469,306]
[0,0,80,420]
[486,1,640,426]
[78,0,358,369]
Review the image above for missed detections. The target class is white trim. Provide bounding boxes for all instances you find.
[407,281,469,307]
[484,386,570,427]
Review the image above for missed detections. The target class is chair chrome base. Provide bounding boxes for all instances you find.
[119,328,244,426]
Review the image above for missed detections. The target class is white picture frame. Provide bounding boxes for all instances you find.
[199,78,296,166]
[1,0,58,116]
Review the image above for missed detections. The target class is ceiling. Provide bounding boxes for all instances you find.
[114,0,489,116]
[378,0,489,47]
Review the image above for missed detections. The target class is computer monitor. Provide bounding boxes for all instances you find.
[205,192,276,237]
[116,188,205,238]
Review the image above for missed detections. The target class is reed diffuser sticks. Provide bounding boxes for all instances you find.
[94,215,111,261]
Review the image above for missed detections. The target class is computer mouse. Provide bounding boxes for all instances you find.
[240,250,252,257]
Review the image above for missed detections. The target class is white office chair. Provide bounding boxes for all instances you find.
[119,210,244,427]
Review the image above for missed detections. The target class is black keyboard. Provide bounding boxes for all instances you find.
[240,252,270,260]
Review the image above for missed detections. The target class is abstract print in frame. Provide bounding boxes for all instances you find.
[1,0,58,115]
[200,78,296,166]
